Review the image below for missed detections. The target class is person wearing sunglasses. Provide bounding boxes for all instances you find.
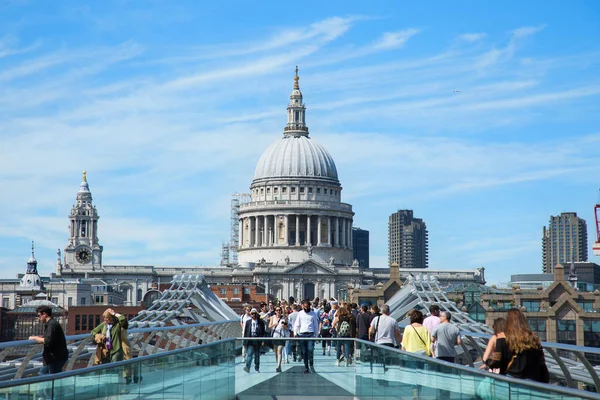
[269,307,289,372]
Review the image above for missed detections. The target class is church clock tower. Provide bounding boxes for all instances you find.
[62,171,103,272]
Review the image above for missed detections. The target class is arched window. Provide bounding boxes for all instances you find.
[137,289,143,302]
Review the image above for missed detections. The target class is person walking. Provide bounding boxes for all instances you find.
[480,318,507,374]
[431,311,461,400]
[401,310,432,398]
[243,308,266,373]
[492,309,549,382]
[431,311,461,362]
[240,306,252,362]
[287,305,300,362]
[368,304,401,372]
[332,307,355,366]
[29,305,69,375]
[319,304,333,356]
[90,308,129,364]
[269,305,288,372]
[293,299,319,373]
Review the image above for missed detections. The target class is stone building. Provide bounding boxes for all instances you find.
[481,265,600,349]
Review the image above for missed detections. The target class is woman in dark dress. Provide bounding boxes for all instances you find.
[489,309,549,383]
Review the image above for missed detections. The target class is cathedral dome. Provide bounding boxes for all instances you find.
[253,135,338,183]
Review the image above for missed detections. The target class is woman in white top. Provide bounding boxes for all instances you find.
[269,306,289,372]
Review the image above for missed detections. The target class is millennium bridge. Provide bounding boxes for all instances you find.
[0,273,599,399]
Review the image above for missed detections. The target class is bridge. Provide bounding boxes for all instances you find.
[0,273,598,399]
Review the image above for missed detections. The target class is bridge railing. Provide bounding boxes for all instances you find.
[0,337,598,400]
[0,320,240,381]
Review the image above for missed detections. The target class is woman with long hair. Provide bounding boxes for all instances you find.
[480,318,507,374]
[269,305,288,372]
[497,309,549,382]
[332,307,355,366]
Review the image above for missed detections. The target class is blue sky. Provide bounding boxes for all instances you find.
[0,1,599,286]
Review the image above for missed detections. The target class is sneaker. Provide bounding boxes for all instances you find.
[243,367,249,373]
[322,350,325,355]
[255,368,260,373]
[276,367,281,372]
[345,360,350,367]
[241,356,245,363]
[304,369,310,374]
[335,359,340,366]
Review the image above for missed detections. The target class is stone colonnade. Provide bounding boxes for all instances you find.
[239,214,352,249]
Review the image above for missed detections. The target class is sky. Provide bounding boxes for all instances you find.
[0,1,599,286]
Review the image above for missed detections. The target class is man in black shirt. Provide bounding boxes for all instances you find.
[29,305,69,374]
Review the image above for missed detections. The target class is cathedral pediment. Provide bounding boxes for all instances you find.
[283,260,336,275]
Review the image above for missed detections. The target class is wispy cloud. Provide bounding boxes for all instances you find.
[373,28,421,50]
[458,33,486,43]
[0,11,598,284]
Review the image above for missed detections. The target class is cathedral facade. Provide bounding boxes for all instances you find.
[0,69,484,312]
[53,70,385,304]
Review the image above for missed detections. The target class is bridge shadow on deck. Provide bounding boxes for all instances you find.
[235,365,355,400]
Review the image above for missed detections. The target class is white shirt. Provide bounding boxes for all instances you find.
[293,309,319,337]
[370,314,399,345]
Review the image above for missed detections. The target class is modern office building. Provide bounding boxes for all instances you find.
[388,210,428,269]
[352,227,369,269]
[542,212,588,273]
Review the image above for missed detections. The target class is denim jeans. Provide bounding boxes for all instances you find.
[245,344,261,371]
[297,333,315,369]
[40,360,66,375]
[336,339,352,361]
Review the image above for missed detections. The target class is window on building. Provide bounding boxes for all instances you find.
[577,301,594,312]
[308,187,312,193]
[243,288,251,295]
[2,298,9,309]
[68,297,72,307]
[583,320,600,348]
[282,187,287,193]
[51,297,58,304]
[89,315,94,329]
[80,297,86,305]
[95,295,104,304]
[528,318,547,341]
[299,187,305,193]
[260,188,264,194]
[556,320,576,345]
[82,315,88,331]
[96,315,101,326]
[316,188,320,194]
[274,188,278,194]
[267,188,270,193]
[522,300,541,312]
[108,296,113,304]
[324,189,328,194]
[220,288,227,295]
[233,288,240,295]
[291,187,296,193]
[75,315,81,331]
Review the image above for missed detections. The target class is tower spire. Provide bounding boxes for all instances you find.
[294,65,299,90]
[284,66,308,137]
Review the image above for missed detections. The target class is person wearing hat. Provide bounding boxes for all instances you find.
[243,308,266,373]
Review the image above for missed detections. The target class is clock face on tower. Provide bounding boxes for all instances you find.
[76,248,92,264]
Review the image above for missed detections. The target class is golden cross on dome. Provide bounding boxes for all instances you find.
[82,170,87,182]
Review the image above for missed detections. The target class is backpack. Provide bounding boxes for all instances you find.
[321,316,331,330]
[338,320,351,337]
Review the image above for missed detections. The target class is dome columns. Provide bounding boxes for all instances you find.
[238,213,353,250]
